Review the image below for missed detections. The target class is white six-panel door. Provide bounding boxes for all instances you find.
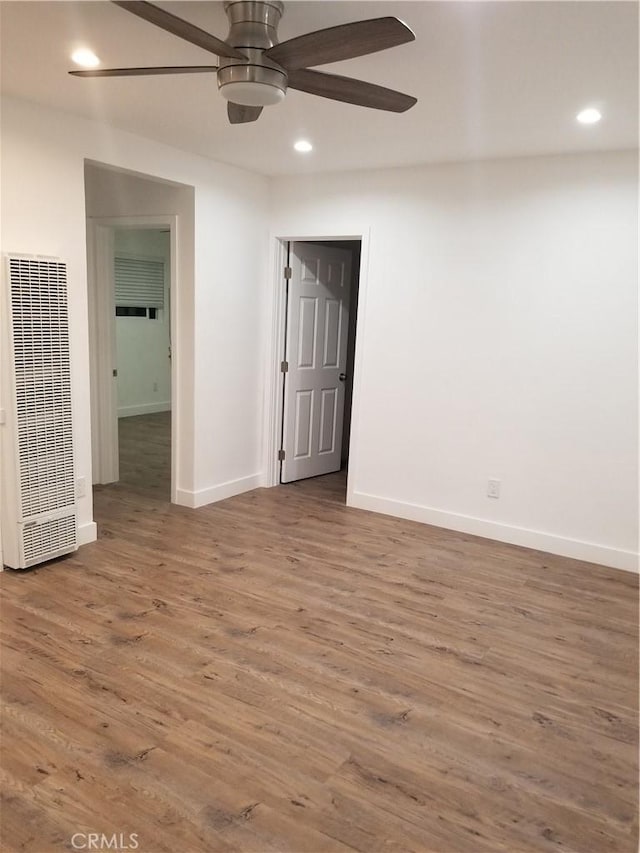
[281,242,352,483]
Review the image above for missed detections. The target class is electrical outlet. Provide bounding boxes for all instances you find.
[487,479,501,499]
[153,382,158,393]
[76,476,86,498]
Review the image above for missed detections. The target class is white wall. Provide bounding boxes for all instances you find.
[1,93,636,574]
[1,95,269,546]
[270,151,639,571]
[113,228,171,418]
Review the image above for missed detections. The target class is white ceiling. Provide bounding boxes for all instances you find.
[1,1,637,176]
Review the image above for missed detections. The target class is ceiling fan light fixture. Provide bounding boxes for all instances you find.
[71,47,100,68]
[220,80,285,107]
[217,63,287,107]
[74,1,418,125]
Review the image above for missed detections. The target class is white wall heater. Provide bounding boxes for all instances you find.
[0,255,77,569]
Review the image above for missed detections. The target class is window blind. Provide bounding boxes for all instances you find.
[114,256,165,308]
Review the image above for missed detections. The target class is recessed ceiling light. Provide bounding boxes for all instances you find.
[71,48,100,68]
[294,140,313,153]
[576,108,602,125]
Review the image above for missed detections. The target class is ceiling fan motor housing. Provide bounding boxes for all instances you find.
[218,1,287,106]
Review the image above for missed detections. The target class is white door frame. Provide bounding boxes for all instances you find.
[87,214,179,503]
[262,228,371,505]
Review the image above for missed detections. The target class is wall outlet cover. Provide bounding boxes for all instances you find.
[487,479,501,499]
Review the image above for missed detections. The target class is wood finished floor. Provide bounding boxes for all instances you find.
[1,414,638,852]
[117,411,171,501]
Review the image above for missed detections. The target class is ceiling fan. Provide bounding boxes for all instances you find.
[70,0,418,124]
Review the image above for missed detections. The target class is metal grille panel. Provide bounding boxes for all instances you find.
[21,514,77,566]
[8,257,75,518]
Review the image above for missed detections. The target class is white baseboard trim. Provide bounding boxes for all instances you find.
[176,473,263,509]
[77,521,98,546]
[350,491,639,573]
[118,402,170,418]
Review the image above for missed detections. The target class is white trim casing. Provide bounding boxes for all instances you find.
[88,224,118,484]
[176,473,263,509]
[77,521,98,546]
[352,490,639,574]
[262,228,371,491]
[261,237,289,489]
[87,215,179,504]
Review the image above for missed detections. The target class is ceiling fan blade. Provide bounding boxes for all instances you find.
[288,69,417,113]
[264,17,415,71]
[69,66,218,78]
[112,1,246,61]
[227,103,263,124]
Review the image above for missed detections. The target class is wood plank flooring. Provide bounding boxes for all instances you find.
[117,412,171,500]
[1,419,638,852]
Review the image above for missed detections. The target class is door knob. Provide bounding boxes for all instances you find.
[339,373,347,382]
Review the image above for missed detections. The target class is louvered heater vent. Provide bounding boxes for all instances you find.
[1,255,77,569]
[21,514,77,564]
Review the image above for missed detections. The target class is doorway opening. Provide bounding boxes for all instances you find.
[87,216,177,504]
[113,227,172,499]
[274,239,361,503]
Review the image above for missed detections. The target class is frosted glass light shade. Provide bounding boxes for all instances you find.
[220,81,285,107]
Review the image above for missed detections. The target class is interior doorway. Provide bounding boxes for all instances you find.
[113,227,172,499]
[277,239,361,497]
[87,215,177,503]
